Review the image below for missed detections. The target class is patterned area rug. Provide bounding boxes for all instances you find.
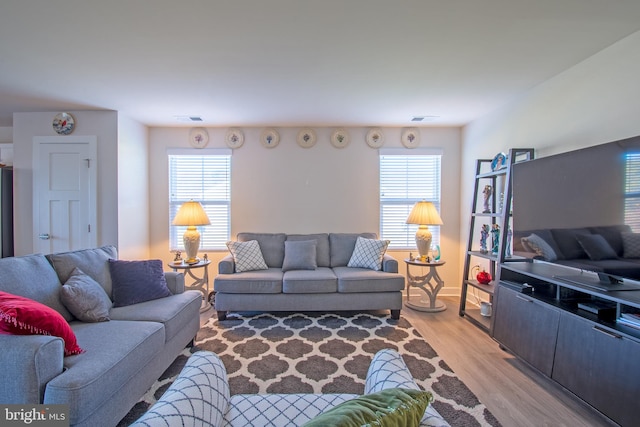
[119,311,500,427]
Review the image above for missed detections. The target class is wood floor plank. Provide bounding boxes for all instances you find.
[403,296,616,427]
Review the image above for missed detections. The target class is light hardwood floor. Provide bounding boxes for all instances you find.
[404,296,617,427]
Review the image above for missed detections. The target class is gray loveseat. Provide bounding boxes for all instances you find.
[0,246,202,427]
[214,233,405,320]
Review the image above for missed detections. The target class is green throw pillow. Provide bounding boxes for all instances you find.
[303,388,433,427]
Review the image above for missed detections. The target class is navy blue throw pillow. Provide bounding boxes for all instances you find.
[109,259,171,307]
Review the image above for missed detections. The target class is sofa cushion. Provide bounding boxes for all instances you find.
[46,246,118,300]
[60,268,112,322]
[551,228,592,259]
[329,233,377,267]
[0,253,73,321]
[109,291,201,343]
[347,237,390,271]
[283,268,338,293]
[590,225,631,256]
[333,267,405,293]
[237,233,287,268]
[287,234,331,267]
[227,240,269,273]
[214,269,284,294]
[109,259,172,307]
[304,388,433,427]
[516,229,564,260]
[622,232,640,258]
[0,291,84,356]
[576,234,618,261]
[521,233,558,262]
[46,320,165,426]
[282,240,317,272]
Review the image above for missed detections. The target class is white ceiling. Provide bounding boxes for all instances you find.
[1,0,640,128]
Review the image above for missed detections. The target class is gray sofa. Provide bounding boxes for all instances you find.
[214,232,405,320]
[0,246,202,427]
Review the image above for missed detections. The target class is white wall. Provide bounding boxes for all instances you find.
[461,30,640,277]
[117,113,150,259]
[12,111,120,255]
[149,126,462,295]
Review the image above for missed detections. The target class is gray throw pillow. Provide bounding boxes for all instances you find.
[60,267,112,322]
[282,240,317,272]
[109,259,172,307]
[575,234,618,261]
[347,237,390,271]
[521,234,558,262]
[622,232,640,258]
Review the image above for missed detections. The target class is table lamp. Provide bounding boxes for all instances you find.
[172,200,210,264]
[405,200,443,258]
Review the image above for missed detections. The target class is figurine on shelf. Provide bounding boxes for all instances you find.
[173,251,183,263]
[480,224,490,254]
[203,253,208,261]
[505,228,513,258]
[491,224,501,254]
[482,185,493,213]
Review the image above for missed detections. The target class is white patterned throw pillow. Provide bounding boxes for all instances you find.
[347,237,390,271]
[226,240,268,273]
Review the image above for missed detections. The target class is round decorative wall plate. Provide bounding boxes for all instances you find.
[330,128,350,148]
[52,113,75,135]
[297,128,317,148]
[366,128,385,148]
[401,127,420,148]
[261,128,280,148]
[189,127,209,148]
[225,128,244,148]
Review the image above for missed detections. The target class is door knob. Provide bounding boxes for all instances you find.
[38,233,51,240]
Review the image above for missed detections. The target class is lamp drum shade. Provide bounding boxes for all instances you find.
[172,200,210,263]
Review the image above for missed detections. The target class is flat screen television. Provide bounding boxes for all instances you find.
[512,135,640,284]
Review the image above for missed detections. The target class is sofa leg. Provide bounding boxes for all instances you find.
[391,309,400,320]
[217,311,227,321]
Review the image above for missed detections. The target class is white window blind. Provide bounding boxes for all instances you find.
[379,150,442,249]
[169,151,231,251]
[625,152,640,232]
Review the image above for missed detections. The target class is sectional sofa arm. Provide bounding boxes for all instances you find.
[164,271,185,294]
[382,254,399,273]
[131,351,230,427]
[218,254,235,274]
[0,335,64,404]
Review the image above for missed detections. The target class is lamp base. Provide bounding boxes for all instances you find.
[183,226,201,264]
[415,225,433,258]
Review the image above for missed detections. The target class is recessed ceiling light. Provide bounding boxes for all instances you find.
[411,116,439,122]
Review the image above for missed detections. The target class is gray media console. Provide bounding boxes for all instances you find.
[492,261,640,427]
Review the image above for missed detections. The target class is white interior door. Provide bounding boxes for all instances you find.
[33,136,97,254]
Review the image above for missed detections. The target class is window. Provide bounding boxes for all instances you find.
[168,149,231,251]
[625,152,640,232]
[379,149,442,249]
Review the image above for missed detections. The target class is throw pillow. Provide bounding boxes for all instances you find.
[347,237,390,271]
[109,259,172,307]
[60,267,112,322]
[0,291,84,356]
[622,232,640,258]
[226,240,269,273]
[575,234,618,261]
[303,388,433,427]
[282,240,317,272]
[521,234,558,262]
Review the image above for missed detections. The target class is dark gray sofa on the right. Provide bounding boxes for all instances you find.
[514,224,640,280]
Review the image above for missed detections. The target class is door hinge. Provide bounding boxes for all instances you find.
[84,159,91,168]
[88,224,91,233]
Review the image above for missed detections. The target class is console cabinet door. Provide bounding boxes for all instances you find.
[492,285,560,376]
[552,312,640,427]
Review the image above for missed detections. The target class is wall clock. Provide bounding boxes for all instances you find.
[225,128,244,149]
[261,128,280,148]
[52,113,75,135]
[401,127,420,148]
[189,127,209,148]
[366,128,385,148]
[297,128,316,148]
[330,128,350,148]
